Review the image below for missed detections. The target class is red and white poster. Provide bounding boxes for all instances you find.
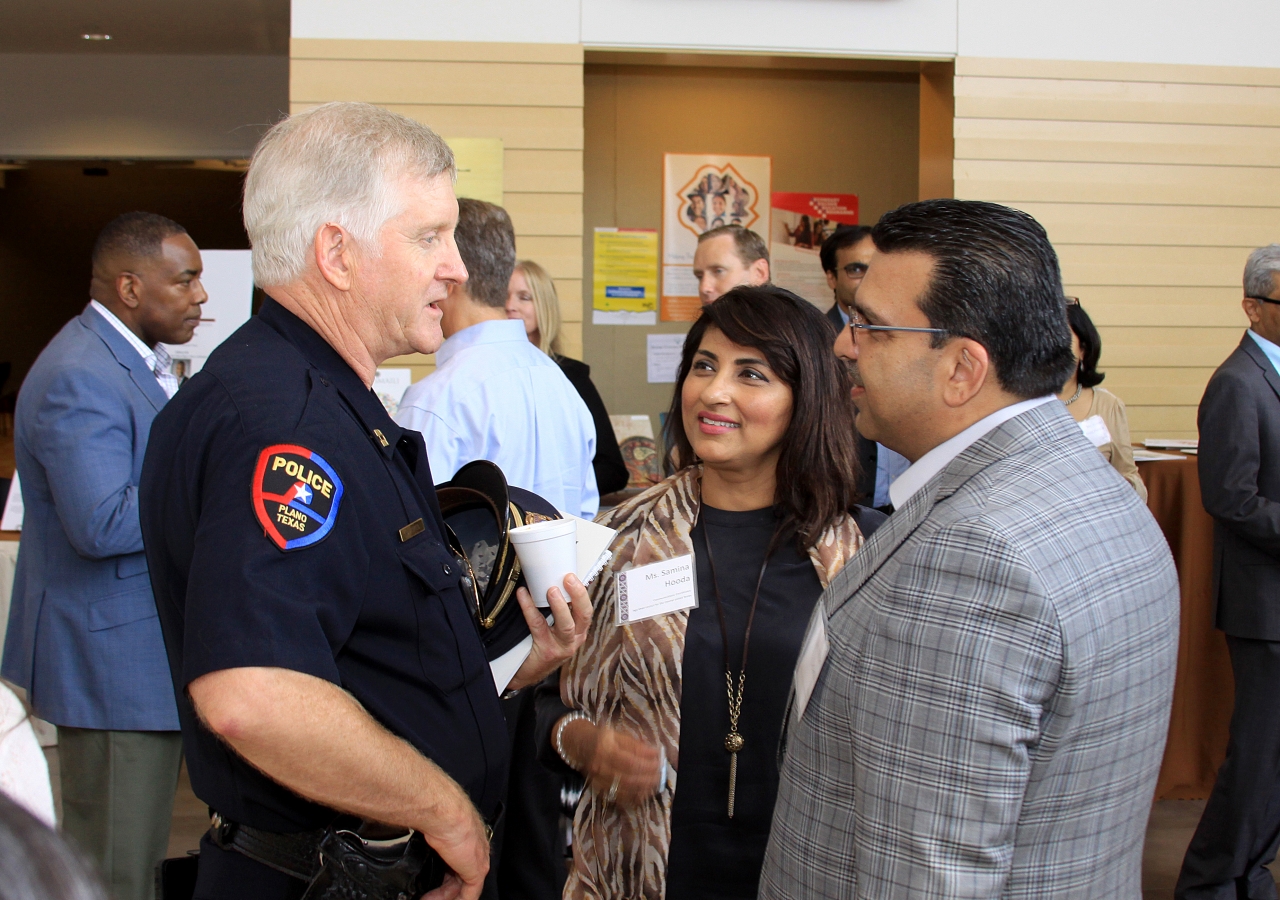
[662,153,772,322]
[769,192,860,311]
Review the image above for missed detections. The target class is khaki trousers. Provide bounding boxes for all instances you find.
[59,727,183,900]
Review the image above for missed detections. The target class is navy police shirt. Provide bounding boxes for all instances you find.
[140,299,508,833]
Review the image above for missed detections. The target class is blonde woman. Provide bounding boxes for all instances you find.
[507,260,630,496]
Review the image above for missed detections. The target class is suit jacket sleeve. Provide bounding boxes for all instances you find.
[1198,365,1280,556]
[857,517,1061,898]
[26,364,145,559]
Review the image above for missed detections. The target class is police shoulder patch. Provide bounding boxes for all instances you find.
[252,444,344,551]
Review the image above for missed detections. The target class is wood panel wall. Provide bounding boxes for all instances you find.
[954,57,1280,439]
[290,39,585,382]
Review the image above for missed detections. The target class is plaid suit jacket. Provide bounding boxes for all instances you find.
[759,401,1179,899]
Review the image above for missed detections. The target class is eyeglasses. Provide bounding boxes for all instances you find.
[1247,295,1280,306]
[842,262,869,278]
[848,309,950,337]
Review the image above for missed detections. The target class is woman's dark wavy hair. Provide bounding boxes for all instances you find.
[1066,300,1106,388]
[663,285,860,550]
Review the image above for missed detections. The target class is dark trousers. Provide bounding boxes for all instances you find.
[192,834,306,900]
[1177,636,1280,899]
[496,690,567,900]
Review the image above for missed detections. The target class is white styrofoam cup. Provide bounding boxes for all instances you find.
[509,518,577,609]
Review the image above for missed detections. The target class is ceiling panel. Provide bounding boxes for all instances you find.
[0,0,289,55]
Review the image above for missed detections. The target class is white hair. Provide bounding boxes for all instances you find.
[1245,244,1280,298]
[243,102,455,287]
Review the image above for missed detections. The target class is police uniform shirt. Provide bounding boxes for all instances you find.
[140,298,509,833]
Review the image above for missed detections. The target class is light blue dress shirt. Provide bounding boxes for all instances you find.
[395,319,599,518]
[874,443,912,509]
[1247,328,1280,379]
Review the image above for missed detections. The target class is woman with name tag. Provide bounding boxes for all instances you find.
[535,285,884,900]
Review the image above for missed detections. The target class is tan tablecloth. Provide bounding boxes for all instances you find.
[1139,457,1232,800]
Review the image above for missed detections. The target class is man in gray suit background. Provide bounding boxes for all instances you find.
[760,199,1180,899]
[2,212,205,900]
[1177,244,1280,900]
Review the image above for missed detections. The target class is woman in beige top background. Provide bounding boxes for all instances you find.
[1058,297,1147,501]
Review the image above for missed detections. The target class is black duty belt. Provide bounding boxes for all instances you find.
[209,812,323,881]
[207,811,447,900]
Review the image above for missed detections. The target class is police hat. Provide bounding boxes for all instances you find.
[436,460,561,661]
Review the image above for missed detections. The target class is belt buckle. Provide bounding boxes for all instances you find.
[210,811,239,847]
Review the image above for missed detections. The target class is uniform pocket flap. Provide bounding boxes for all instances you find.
[89,589,158,631]
[116,553,148,579]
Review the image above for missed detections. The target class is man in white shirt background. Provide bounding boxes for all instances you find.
[395,198,598,519]
[2,211,205,900]
[693,224,770,307]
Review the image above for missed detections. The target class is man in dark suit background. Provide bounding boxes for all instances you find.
[1178,243,1280,900]
[821,224,907,510]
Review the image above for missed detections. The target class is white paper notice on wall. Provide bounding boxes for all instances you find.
[646,333,686,383]
[161,249,254,377]
[372,368,413,417]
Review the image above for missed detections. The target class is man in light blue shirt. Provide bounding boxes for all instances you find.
[395,199,598,518]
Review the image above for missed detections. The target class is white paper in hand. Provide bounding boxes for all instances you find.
[615,554,697,625]
[490,516,620,694]
[792,613,829,723]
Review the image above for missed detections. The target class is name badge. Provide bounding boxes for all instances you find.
[615,554,697,625]
[792,613,829,722]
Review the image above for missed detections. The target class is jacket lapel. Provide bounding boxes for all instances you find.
[823,401,1072,619]
[81,305,169,411]
[1239,333,1280,404]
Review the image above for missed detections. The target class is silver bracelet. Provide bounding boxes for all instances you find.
[555,711,592,769]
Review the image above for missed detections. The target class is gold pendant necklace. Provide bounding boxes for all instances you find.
[701,513,778,819]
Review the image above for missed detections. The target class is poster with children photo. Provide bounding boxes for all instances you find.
[661,154,771,321]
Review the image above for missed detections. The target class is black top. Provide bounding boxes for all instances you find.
[664,505,823,900]
[531,503,886,893]
[140,299,509,833]
[555,355,630,497]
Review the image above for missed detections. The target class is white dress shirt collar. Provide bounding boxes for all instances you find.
[89,299,179,398]
[888,395,1059,509]
[436,318,531,367]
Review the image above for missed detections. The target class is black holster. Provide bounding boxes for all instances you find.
[209,813,445,900]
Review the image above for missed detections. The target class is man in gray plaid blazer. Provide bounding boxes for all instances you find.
[760,199,1180,899]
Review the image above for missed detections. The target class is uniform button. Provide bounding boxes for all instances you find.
[442,562,452,575]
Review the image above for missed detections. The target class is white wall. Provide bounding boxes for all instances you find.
[291,0,582,45]
[0,54,287,159]
[294,0,1280,68]
[958,1,1280,69]
[580,0,955,59]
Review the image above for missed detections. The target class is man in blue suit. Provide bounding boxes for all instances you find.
[2,211,206,900]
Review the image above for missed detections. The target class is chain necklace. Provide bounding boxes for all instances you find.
[700,514,779,819]
[1064,382,1083,406]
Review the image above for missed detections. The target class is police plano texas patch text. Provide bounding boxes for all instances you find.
[252,444,344,550]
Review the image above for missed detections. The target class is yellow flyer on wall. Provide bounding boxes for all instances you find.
[592,228,659,325]
[661,153,771,322]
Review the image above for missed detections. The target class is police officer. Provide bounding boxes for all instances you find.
[140,102,592,900]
